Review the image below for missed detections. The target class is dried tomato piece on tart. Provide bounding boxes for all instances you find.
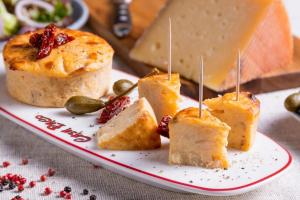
[29,24,74,60]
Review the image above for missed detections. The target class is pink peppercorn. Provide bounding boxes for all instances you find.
[44,187,52,195]
[65,193,71,199]
[40,175,47,182]
[29,181,36,188]
[60,190,66,197]
[47,168,56,177]
[19,178,27,185]
[3,161,10,167]
[21,159,28,165]
[18,184,24,192]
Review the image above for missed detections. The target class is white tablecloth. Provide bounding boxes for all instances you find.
[0,64,300,199]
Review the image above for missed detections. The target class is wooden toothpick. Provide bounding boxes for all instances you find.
[236,50,241,101]
[168,17,172,81]
[199,56,204,118]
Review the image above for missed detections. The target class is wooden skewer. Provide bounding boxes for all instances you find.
[168,17,172,81]
[199,56,204,118]
[236,50,241,101]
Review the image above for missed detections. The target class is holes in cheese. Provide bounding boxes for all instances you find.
[130,0,293,91]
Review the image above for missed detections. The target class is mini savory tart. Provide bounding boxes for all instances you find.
[97,98,161,150]
[3,25,113,107]
[138,73,181,121]
[169,108,230,169]
[204,92,260,151]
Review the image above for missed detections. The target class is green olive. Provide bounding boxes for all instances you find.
[65,96,106,115]
[284,93,300,112]
[113,79,134,95]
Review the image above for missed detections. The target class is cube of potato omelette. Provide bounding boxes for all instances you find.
[204,92,260,151]
[169,108,231,169]
[138,73,181,121]
[97,97,161,150]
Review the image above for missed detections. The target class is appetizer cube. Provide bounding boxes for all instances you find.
[138,73,181,121]
[97,98,161,150]
[204,92,260,151]
[169,108,231,169]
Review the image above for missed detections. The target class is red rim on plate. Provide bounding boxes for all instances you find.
[0,106,292,192]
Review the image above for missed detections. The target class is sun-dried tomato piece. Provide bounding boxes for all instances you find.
[54,33,74,48]
[29,24,74,60]
[36,31,55,59]
[98,96,130,124]
[45,23,57,33]
[29,33,42,48]
[157,115,172,138]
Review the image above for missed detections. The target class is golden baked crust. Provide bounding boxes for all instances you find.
[97,98,161,150]
[204,92,260,151]
[3,28,114,78]
[169,108,230,169]
[138,73,181,121]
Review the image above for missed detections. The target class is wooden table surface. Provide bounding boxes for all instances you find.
[85,0,300,99]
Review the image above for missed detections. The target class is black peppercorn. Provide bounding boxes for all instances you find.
[2,180,9,186]
[64,186,72,193]
[0,185,3,192]
[83,189,89,195]
[9,182,16,190]
[90,194,97,200]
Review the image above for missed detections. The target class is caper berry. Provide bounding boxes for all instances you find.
[113,79,134,95]
[284,93,300,112]
[65,96,106,115]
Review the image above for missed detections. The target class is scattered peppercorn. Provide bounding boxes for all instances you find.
[44,187,52,195]
[11,195,24,200]
[19,177,27,185]
[29,181,36,188]
[40,175,47,182]
[0,185,3,192]
[65,193,71,199]
[3,161,10,167]
[2,180,9,186]
[21,159,28,165]
[47,168,56,176]
[9,182,16,190]
[17,184,24,192]
[83,189,89,195]
[59,190,66,197]
[90,194,97,200]
[64,186,72,193]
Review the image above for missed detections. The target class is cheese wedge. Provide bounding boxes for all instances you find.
[130,0,293,91]
[169,108,230,169]
[97,98,161,150]
[138,73,181,121]
[204,92,260,151]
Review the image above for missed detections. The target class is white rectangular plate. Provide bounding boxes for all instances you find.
[0,66,292,196]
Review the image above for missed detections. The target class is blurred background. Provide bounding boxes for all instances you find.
[0,0,300,99]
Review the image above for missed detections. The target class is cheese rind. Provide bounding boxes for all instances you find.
[130,0,293,91]
[204,92,260,151]
[169,108,230,169]
[97,98,161,150]
[138,73,181,121]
